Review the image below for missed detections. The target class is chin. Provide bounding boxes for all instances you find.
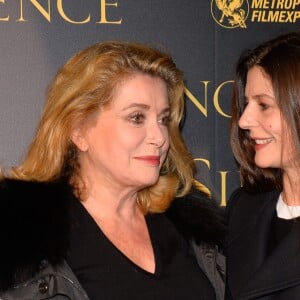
[255,161,275,169]
[138,177,160,188]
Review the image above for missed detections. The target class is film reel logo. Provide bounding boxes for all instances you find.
[211,0,249,29]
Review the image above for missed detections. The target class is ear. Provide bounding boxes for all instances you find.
[70,127,88,152]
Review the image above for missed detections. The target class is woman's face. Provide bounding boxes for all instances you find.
[238,66,296,170]
[72,74,170,191]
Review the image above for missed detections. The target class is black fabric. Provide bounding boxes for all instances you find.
[166,188,226,246]
[67,195,216,300]
[267,213,296,256]
[225,188,300,300]
[0,179,71,292]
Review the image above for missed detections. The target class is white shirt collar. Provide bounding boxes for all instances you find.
[276,193,300,219]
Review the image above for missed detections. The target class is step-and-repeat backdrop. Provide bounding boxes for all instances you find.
[0,1,299,205]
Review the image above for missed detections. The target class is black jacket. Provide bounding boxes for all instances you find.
[166,188,226,300]
[224,187,300,300]
[0,179,225,299]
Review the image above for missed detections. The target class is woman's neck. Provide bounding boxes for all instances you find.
[282,171,300,205]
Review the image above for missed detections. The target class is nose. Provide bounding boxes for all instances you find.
[238,105,258,129]
[147,122,168,147]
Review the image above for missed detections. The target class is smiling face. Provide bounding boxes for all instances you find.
[238,66,296,170]
[71,73,170,192]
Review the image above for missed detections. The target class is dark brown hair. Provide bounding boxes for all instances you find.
[231,31,300,192]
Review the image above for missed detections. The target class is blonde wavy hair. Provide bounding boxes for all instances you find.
[9,41,195,213]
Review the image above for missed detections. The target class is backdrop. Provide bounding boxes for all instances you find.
[0,0,299,205]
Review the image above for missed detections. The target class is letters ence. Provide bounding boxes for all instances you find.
[0,0,122,24]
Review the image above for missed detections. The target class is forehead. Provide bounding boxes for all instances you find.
[246,66,273,95]
[110,73,169,107]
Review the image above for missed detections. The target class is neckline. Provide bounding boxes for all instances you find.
[73,197,158,276]
[276,193,300,220]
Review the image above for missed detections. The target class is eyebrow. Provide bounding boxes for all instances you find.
[122,103,150,111]
[245,93,275,101]
[122,103,170,114]
[254,94,275,100]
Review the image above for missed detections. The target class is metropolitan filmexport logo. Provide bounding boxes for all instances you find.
[211,0,249,29]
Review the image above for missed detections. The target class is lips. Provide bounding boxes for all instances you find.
[134,156,160,166]
[252,137,273,150]
[254,138,273,145]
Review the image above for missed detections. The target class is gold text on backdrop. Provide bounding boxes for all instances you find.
[195,158,238,206]
[184,80,233,118]
[211,0,300,28]
[0,0,122,24]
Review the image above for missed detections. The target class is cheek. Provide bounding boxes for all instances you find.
[162,136,170,156]
[165,136,170,150]
[282,130,295,152]
[119,130,145,148]
[265,115,281,133]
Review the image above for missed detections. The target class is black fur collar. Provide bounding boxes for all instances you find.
[165,188,226,247]
[0,179,72,291]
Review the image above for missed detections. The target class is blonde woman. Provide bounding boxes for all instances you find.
[0,41,225,299]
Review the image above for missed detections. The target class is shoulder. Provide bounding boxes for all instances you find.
[165,188,226,246]
[0,178,72,243]
[0,178,71,203]
[224,187,280,250]
[226,187,280,221]
[0,178,73,292]
[0,178,72,225]
[0,261,89,299]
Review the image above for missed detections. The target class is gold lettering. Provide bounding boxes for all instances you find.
[285,10,293,21]
[260,10,268,21]
[263,0,270,8]
[278,0,285,9]
[270,0,276,8]
[269,10,279,21]
[97,0,122,24]
[57,0,90,24]
[251,10,260,21]
[251,9,300,22]
[252,0,264,8]
[194,158,210,169]
[194,158,212,196]
[285,0,292,9]
[213,80,233,118]
[218,171,228,206]
[0,0,9,21]
[279,10,286,21]
[18,0,25,21]
[184,81,210,117]
[294,0,300,9]
[294,11,300,21]
[193,179,212,196]
[19,0,51,22]
[194,158,240,205]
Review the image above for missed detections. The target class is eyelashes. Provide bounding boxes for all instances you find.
[128,112,170,126]
[158,115,171,126]
[258,102,270,110]
[129,112,145,124]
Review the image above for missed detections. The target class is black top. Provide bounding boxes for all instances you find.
[66,196,215,300]
[267,212,298,255]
